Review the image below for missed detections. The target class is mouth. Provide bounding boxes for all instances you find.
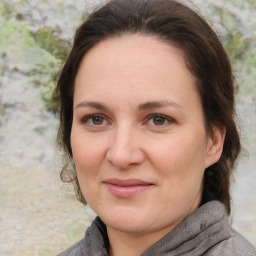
[103,179,153,198]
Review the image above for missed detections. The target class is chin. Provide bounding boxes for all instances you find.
[98,206,165,234]
[105,218,154,234]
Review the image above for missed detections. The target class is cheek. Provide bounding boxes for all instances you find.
[148,131,207,183]
[71,129,106,170]
[70,129,111,200]
[71,131,105,202]
[151,136,206,208]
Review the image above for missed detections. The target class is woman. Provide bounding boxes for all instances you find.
[55,0,256,255]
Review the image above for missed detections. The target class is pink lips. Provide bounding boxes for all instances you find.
[103,179,153,198]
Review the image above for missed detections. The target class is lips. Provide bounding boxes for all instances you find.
[103,179,153,198]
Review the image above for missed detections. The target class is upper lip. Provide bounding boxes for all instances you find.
[103,179,153,186]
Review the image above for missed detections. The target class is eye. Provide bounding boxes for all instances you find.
[152,116,167,125]
[146,114,174,126]
[90,115,105,125]
[81,114,107,126]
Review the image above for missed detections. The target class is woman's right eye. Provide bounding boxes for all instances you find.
[81,114,108,126]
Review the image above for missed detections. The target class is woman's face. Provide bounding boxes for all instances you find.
[71,35,223,236]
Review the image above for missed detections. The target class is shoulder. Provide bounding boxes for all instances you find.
[56,217,108,256]
[57,239,85,256]
[205,228,256,256]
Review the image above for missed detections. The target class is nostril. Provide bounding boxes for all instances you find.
[106,146,144,169]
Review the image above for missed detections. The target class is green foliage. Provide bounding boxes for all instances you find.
[30,62,60,112]
[219,9,250,63]
[31,28,69,112]
[22,25,36,48]
[223,33,249,61]
[0,3,13,18]
[42,79,59,112]
[0,3,70,112]
[210,2,256,99]
[34,28,69,62]
[0,14,18,46]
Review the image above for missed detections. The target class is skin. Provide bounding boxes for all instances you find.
[71,34,225,256]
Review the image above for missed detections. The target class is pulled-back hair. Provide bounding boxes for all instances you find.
[54,0,241,214]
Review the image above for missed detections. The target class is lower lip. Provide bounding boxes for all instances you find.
[104,183,152,198]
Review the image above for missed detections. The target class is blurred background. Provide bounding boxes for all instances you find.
[0,0,255,255]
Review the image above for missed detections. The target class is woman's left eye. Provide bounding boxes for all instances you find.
[147,114,174,126]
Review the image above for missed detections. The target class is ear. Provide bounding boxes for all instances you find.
[205,125,226,168]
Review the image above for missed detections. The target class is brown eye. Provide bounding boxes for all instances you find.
[91,116,104,125]
[146,114,174,128]
[152,116,167,125]
[81,114,107,126]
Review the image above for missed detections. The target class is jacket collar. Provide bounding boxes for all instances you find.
[84,201,229,256]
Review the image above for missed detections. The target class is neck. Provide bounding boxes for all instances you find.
[107,224,178,256]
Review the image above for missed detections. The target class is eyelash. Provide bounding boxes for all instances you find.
[80,114,107,126]
[80,113,174,127]
[145,114,174,127]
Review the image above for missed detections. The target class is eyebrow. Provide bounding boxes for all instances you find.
[75,100,183,112]
[75,101,109,111]
[138,100,183,111]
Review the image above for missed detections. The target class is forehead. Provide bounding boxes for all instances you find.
[77,35,188,73]
[74,34,199,108]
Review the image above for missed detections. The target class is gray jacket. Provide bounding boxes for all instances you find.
[58,201,256,255]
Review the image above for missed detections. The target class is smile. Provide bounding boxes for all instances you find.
[103,179,153,198]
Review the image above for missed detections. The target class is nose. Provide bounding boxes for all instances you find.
[106,126,145,169]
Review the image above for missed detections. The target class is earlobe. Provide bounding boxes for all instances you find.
[205,125,226,168]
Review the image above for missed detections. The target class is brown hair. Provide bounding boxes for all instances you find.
[54,0,241,214]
